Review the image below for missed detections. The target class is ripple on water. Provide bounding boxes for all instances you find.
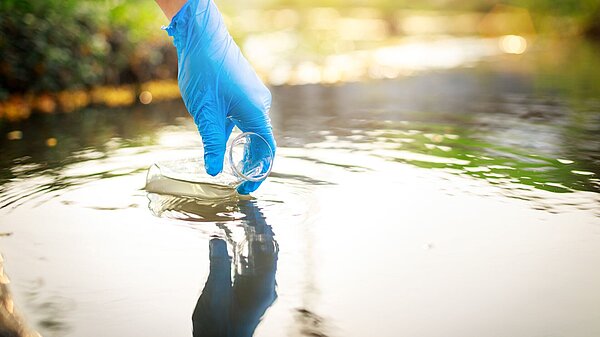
[1,46,600,337]
[147,193,242,223]
[320,121,599,198]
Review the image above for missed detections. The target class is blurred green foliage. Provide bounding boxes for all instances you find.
[509,0,600,36]
[1,0,599,100]
[0,0,171,100]
[0,0,102,99]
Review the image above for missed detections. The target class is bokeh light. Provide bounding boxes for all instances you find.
[499,35,528,54]
[6,131,22,141]
[139,91,153,104]
[46,137,58,147]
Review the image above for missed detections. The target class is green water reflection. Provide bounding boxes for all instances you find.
[370,122,598,193]
[0,39,599,206]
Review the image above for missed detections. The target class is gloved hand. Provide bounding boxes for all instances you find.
[164,0,275,194]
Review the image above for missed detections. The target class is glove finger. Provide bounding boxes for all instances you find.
[229,82,275,156]
[237,180,261,195]
[233,114,276,160]
[232,118,275,195]
[233,126,275,195]
[196,99,227,176]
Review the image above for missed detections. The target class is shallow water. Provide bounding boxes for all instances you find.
[1,39,600,337]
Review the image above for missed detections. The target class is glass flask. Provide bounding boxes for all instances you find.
[145,132,274,199]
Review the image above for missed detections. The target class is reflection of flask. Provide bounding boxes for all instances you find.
[145,132,274,199]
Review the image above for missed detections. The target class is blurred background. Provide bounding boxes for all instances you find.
[1,2,600,336]
[1,0,599,120]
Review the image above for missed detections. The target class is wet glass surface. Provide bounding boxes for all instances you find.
[0,38,599,337]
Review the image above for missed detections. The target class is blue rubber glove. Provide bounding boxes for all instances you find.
[164,0,275,194]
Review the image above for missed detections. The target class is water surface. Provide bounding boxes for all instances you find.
[0,38,599,337]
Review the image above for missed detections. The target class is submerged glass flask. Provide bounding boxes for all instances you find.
[145,132,274,199]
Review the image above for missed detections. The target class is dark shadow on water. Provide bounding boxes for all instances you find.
[147,193,279,335]
[192,200,278,337]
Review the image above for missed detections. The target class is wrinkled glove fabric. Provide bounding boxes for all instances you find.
[164,0,275,194]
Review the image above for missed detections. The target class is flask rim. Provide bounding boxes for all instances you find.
[228,132,274,182]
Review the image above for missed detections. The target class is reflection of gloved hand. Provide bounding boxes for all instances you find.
[164,0,275,194]
[193,239,232,336]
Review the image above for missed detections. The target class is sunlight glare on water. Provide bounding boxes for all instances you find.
[0,38,600,337]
